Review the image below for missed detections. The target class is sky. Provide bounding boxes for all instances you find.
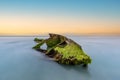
[0,0,120,35]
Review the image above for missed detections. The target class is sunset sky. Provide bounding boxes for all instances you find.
[0,0,120,35]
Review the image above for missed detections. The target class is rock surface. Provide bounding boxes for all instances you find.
[33,33,92,66]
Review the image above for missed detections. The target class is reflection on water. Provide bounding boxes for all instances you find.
[0,36,120,80]
[59,64,91,79]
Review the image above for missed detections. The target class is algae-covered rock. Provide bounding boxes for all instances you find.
[33,33,92,66]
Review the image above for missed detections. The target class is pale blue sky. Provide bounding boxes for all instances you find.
[0,0,120,35]
[0,0,120,17]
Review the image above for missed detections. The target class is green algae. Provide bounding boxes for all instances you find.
[33,33,92,66]
[54,42,91,64]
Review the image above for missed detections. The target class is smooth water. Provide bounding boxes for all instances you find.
[0,36,120,80]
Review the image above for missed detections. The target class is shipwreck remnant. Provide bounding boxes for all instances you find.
[33,33,92,66]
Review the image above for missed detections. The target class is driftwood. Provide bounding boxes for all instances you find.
[33,33,91,66]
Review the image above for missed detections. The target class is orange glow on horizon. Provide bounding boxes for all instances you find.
[0,15,120,35]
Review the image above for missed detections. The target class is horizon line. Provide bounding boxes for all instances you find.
[0,33,120,37]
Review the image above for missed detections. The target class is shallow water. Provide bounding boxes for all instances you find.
[0,36,120,80]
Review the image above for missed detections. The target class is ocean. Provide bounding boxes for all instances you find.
[0,36,120,80]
